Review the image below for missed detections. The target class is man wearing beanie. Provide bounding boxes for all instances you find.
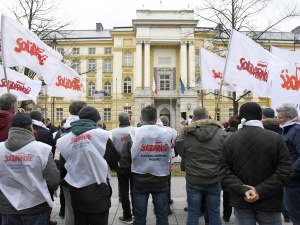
[0,113,60,225]
[219,102,293,224]
[57,106,120,225]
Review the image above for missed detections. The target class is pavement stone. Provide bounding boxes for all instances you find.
[50,176,290,225]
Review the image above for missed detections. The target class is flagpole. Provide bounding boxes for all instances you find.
[44,85,48,120]
[3,67,10,92]
[214,80,224,120]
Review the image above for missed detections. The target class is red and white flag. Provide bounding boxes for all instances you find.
[200,47,235,91]
[270,46,300,113]
[223,30,288,99]
[0,65,42,103]
[152,78,158,94]
[1,15,63,85]
[47,62,84,100]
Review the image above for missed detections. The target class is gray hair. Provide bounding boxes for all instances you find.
[119,111,130,123]
[276,103,298,119]
[0,93,18,111]
[193,106,208,121]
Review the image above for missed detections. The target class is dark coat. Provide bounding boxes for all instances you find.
[218,126,293,212]
[33,124,56,156]
[0,110,14,142]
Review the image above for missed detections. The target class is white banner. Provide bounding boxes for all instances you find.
[47,62,84,100]
[0,65,41,103]
[270,46,300,114]
[223,30,288,99]
[200,47,235,91]
[1,15,62,85]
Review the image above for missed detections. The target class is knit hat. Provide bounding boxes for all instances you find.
[11,112,32,128]
[239,102,262,121]
[262,107,275,118]
[78,106,101,123]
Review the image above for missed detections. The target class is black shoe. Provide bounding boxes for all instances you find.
[168,207,173,215]
[184,207,188,211]
[118,216,133,224]
[49,221,57,225]
[223,216,230,222]
[284,215,291,223]
[169,199,174,205]
[59,211,65,218]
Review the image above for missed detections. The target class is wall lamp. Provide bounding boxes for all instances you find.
[187,103,191,110]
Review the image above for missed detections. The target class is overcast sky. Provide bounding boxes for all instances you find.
[0,0,299,31]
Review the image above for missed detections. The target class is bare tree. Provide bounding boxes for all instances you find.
[193,0,300,114]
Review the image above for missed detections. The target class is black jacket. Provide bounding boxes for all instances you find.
[218,125,293,212]
[33,124,56,156]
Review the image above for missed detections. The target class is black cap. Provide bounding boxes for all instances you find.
[239,102,262,121]
[78,106,101,123]
[262,108,275,118]
[11,112,32,128]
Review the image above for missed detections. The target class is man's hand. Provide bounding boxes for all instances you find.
[244,185,260,203]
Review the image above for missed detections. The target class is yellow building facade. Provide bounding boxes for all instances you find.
[37,10,299,130]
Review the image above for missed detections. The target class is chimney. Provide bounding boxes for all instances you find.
[96,23,103,31]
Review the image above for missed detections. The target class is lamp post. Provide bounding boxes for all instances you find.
[294,34,299,51]
[51,35,57,123]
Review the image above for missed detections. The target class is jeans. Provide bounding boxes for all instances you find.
[285,186,300,225]
[132,185,169,225]
[117,173,134,218]
[186,181,222,225]
[2,211,48,225]
[235,208,282,225]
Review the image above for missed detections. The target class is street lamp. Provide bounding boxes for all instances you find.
[51,35,58,123]
[294,34,299,51]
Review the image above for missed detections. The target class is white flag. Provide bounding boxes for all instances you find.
[47,62,84,100]
[270,46,300,114]
[0,65,42,103]
[1,15,62,85]
[200,47,235,91]
[152,78,158,94]
[223,30,288,99]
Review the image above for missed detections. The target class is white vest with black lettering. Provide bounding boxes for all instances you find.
[0,142,54,210]
[130,125,172,176]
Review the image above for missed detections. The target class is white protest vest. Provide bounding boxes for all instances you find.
[57,128,111,188]
[163,126,178,162]
[130,125,172,176]
[0,142,54,210]
[111,126,136,152]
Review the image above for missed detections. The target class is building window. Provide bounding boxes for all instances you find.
[124,52,132,66]
[196,77,201,93]
[159,75,170,91]
[88,59,96,72]
[196,54,200,67]
[124,77,132,93]
[228,91,234,97]
[72,59,80,72]
[124,106,132,117]
[214,89,219,95]
[229,108,234,119]
[105,47,112,54]
[104,108,111,121]
[72,48,80,54]
[89,48,95,54]
[56,108,63,122]
[104,59,112,72]
[244,90,251,98]
[104,82,111,95]
[57,48,64,55]
[88,81,95,97]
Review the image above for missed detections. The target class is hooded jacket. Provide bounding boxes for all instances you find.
[0,127,60,214]
[176,119,227,185]
[0,110,14,142]
[262,118,283,134]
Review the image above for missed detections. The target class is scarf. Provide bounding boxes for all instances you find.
[71,119,97,135]
[63,115,79,129]
[238,118,264,130]
[280,116,300,128]
[32,119,49,130]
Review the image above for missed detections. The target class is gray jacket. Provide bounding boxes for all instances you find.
[176,119,227,185]
[0,127,60,215]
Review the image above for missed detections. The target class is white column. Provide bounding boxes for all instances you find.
[144,41,151,88]
[180,41,187,83]
[135,41,143,88]
[188,42,195,88]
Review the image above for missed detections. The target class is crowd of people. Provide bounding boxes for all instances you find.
[0,92,299,225]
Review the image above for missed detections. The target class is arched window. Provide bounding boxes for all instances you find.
[88,81,95,97]
[124,77,132,93]
[104,82,111,96]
